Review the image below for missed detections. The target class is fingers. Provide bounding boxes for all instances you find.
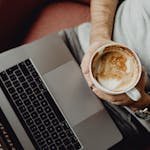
[128,92,150,109]
[92,87,133,106]
[136,68,148,90]
[84,72,94,88]
[81,42,104,74]
[81,51,93,74]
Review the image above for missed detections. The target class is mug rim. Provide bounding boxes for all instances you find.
[89,42,142,95]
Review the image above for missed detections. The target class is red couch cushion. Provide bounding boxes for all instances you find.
[24,1,90,44]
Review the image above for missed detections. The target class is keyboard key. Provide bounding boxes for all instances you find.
[45,106,52,113]
[15,99,23,106]
[24,99,31,106]
[56,126,63,133]
[34,88,40,95]
[30,124,37,133]
[67,130,74,138]
[46,137,53,145]
[0,72,8,81]
[18,76,25,83]
[26,76,33,82]
[8,87,15,94]
[35,77,42,85]
[18,105,26,113]
[9,74,17,81]
[42,145,49,150]
[32,71,38,78]
[43,119,51,126]
[31,112,38,119]
[42,131,49,138]
[60,132,66,139]
[52,132,58,139]
[59,145,66,150]
[52,119,59,126]
[5,81,12,88]
[50,144,57,150]
[12,93,19,100]
[22,82,29,89]
[37,94,44,101]
[19,62,30,76]
[75,143,81,149]
[47,125,55,133]
[67,144,74,150]
[28,65,35,72]
[40,113,47,120]
[6,68,14,75]
[15,70,22,76]
[44,91,65,122]
[30,82,37,89]
[25,59,32,66]
[22,111,30,119]
[33,131,41,139]
[20,93,27,100]
[37,137,45,146]
[38,124,45,132]
[17,87,24,93]
[29,94,36,101]
[37,107,43,114]
[35,118,42,126]
[70,137,78,144]
[27,105,34,112]
[13,80,20,87]
[25,88,32,95]
[9,65,18,72]
[55,139,62,146]
[61,122,70,131]
[32,100,40,107]
[26,118,34,126]
[48,112,55,120]
[30,124,38,133]
[39,83,46,91]
[63,138,70,145]
[41,101,48,107]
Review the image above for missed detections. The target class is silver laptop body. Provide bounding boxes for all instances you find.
[0,33,122,150]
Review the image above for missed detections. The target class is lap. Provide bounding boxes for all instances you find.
[58,24,148,137]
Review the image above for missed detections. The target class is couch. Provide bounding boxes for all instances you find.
[0,0,90,52]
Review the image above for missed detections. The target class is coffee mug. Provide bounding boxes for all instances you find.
[89,42,142,101]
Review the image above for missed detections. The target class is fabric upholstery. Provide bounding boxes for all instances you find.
[23,1,90,43]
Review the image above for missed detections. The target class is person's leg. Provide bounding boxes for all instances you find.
[58,22,148,137]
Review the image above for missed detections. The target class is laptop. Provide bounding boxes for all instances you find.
[0,33,122,150]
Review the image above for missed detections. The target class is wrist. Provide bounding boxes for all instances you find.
[135,93,150,120]
[90,33,111,45]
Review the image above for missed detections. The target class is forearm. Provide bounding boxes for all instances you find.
[90,0,119,43]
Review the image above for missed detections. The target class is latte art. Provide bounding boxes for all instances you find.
[92,46,139,92]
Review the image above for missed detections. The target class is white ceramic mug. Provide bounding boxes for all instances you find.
[89,43,142,101]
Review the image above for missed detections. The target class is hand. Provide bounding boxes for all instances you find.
[81,40,150,110]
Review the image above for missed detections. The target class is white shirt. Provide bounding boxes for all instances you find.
[113,0,150,75]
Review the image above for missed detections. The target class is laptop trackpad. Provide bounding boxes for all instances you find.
[43,61,104,126]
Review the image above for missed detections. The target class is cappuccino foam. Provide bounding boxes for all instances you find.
[92,45,139,92]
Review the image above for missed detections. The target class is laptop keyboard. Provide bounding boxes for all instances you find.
[0,59,82,150]
[0,107,23,150]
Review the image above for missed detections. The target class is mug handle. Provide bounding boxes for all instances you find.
[126,88,141,101]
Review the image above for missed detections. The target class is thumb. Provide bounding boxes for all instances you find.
[81,51,93,74]
[81,42,102,74]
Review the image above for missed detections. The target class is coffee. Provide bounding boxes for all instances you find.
[92,45,140,92]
